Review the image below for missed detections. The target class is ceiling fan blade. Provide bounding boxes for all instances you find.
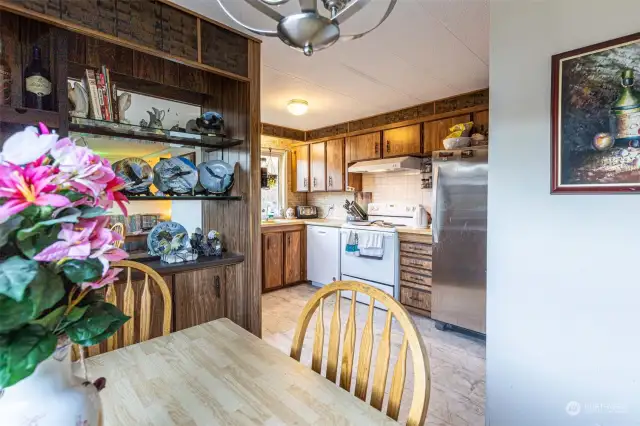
[339,0,396,40]
[244,0,286,21]
[331,0,371,24]
[216,0,279,36]
[298,0,317,13]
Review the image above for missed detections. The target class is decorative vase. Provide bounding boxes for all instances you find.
[0,338,103,426]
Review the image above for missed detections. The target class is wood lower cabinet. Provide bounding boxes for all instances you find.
[382,124,421,157]
[284,230,304,284]
[292,145,310,192]
[174,267,226,331]
[310,142,326,192]
[262,225,306,292]
[398,233,433,317]
[326,138,344,191]
[423,114,472,153]
[263,232,284,290]
[347,132,381,162]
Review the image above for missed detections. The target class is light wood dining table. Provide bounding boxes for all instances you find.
[84,318,400,425]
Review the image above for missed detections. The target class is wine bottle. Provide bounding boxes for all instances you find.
[0,38,11,106]
[24,45,52,110]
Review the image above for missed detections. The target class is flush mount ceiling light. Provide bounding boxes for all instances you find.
[287,99,309,115]
[216,0,397,56]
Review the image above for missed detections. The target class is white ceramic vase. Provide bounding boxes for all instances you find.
[0,339,103,426]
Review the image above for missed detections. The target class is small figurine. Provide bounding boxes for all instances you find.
[68,81,89,119]
[140,107,165,129]
[117,92,132,124]
[185,111,225,134]
[207,230,222,256]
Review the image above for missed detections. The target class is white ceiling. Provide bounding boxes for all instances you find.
[170,0,489,130]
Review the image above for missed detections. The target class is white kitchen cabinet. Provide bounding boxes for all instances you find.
[307,225,340,287]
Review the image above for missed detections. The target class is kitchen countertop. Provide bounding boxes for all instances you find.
[261,218,431,234]
[260,218,344,228]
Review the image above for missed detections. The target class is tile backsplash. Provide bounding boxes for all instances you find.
[306,171,431,218]
[362,172,432,212]
[306,192,354,219]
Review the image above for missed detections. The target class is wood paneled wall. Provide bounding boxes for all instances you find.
[0,0,250,79]
[202,40,261,336]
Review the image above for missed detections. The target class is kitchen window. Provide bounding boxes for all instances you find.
[261,149,286,218]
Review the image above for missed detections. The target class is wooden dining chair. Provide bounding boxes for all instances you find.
[290,281,431,426]
[84,260,172,357]
[110,222,125,249]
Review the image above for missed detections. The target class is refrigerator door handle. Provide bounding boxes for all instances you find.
[432,164,441,244]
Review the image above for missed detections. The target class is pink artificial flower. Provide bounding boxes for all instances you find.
[85,217,128,273]
[0,163,70,224]
[51,139,115,198]
[80,267,123,290]
[0,125,58,165]
[33,220,99,262]
[99,176,129,216]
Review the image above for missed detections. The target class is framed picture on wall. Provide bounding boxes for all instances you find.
[551,32,640,193]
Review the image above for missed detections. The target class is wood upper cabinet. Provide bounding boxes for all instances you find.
[423,114,472,153]
[310,142,326,192]
[284,230,303,285]
[347,132,381,162]
[291,145,310,192]
[326,138,344,191]
[174,267,226,331]
[382,124,421,157]
[262,232,284,291]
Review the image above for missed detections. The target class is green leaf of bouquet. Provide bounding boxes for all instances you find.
[0,256,38,301]
[0,216,23,248]
[16,209,80,241]
[0,324,57,388]
[28,267,65,313]
[59,190,86,203]
[61,259,104,284]
[79,206,106,218]
[60,305,88,327]
[30,305,66,331]
[0,295,36,332]
[16,225,60,259]
[65,302,130,346]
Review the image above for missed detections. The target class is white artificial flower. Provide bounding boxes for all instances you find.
[0,126,58,165]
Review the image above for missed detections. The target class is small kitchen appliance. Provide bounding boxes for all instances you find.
[296,205,318,219]
[412,205,429,228]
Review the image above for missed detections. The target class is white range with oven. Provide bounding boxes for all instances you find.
[340,203,421,310]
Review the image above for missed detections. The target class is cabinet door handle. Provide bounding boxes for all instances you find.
[303,177,307,188]
[287,234,291,244]
[374,143,378,155]
[386,141,390,153]
[313,177,317,187]
[214,276,221,298]
[328,176,332,187]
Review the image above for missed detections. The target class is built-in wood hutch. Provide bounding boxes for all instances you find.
[0,0,262,336]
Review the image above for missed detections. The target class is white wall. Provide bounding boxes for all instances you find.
[488,1,640,425]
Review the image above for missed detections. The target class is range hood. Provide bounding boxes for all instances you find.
[348,156,422,174]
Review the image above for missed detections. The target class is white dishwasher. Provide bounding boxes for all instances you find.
[307,225,340,287]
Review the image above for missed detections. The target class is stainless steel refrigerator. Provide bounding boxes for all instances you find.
[431,147,488,334]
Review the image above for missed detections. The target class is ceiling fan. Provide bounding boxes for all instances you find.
[216,0,397,56]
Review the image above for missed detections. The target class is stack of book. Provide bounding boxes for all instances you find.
[83,65,119,122]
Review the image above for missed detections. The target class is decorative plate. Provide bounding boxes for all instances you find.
[198,160,235,194]
[112,157,153,195]
[152,157,198,194]
[147,221,188,255]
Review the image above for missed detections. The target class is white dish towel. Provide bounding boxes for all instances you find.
[358,231,384,258]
